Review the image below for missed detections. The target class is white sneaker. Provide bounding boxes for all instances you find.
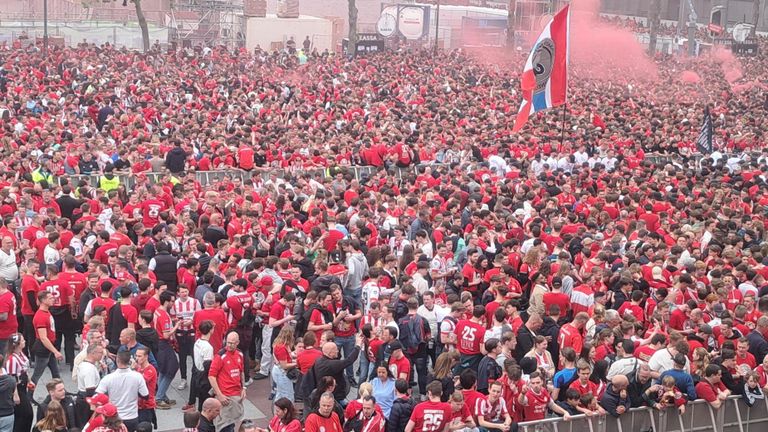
[176,379,187,390]
[244,379,253,387]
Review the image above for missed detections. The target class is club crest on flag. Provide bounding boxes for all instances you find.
[514,5,570,132]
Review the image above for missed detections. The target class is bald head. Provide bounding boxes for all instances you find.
[201,398,222,420]
[611,374,629,389]
[322,342,339,358]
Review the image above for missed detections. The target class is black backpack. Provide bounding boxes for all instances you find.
[398,314,426,355]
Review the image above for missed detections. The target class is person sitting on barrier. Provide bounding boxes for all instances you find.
[694,364,731,410]
[598,375,631,418]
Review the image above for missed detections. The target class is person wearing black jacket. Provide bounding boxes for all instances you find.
[515,313,542,362]
[150,242,178,292]
[310,261,342,292]
[165,141,187,174]
[748,317,768,364]
[387,379,415,432]
[36,379,78,428]
[55,185,83,222]
[301,337,362,402]
[712,349,743,394]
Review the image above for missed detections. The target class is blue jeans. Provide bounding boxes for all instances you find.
[0,414,13,432]
[271,365,294,403]
[335,335,357,380]
[156,373,173,402]
[358,353,375,383]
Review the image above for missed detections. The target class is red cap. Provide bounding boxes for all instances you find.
[95,403,118,417]
[260,276,274,287]
[86,394,109,406]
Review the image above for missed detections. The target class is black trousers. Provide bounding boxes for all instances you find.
[176,332,195,380]
[52,311,75,365]
[22,314,35,358]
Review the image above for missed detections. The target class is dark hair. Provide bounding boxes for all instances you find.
[459,369,477,389]
[395,378,409,394]
[199,320,214,335]
[273,398,297,424]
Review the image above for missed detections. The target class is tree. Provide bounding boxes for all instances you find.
[751,0,760,36]
[348,0,358,56]
[647,0,661,56]
[132,0,150,52]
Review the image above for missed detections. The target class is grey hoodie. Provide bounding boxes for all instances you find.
[344,252,369,292]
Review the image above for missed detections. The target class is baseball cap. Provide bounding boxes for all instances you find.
[86,393,109,406]
[95,403,118,417]
[389,341,404,352]
[260,276,273,287]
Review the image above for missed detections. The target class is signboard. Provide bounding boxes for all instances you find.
[707,23,723,34]
[377,13,397,38]
[343,33,385,55]
[398,6,427,40]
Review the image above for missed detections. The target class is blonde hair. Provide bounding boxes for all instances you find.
[358,382,373,398]
[273,326,295,349]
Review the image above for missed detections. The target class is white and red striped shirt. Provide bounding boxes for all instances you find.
[173,296,200,332]
[361,314,384,333]
[6,351,28,377]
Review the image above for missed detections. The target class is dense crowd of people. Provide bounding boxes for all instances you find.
[1,18,768,432]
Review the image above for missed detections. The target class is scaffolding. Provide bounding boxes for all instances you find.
[169,0,246,49]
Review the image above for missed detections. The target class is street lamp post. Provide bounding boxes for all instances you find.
[43,0,49,54]
[434,0,440,54]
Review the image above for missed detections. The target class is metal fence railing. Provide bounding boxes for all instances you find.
[50,163,453,189]
[517,395,768,432]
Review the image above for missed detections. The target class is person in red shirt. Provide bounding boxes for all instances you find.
[296,332,323,375]
[518,371,571,422]
[30,290,63,388]
[254,293,296,381]
[58,256,88,305]
[141,194,166,229]
[93,232,119,264]
[448,391,477,431]
[454,305,487,372]
[542,277,570,318]
[388,341,411,381]
[405,380,452,432]
[305,392,343,432]
[116,286,139,330]
[20,259,40,350]
[39,265,76,368]
[0,278,17,351]
[193,292,229,354]
[135,346,158,418]
[208,331,246,432]
[557,313,588,367]
[154,291,180,408]
[694,364,731,409]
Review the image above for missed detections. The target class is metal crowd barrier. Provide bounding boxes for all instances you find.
[53,163,448,189]
[517,396,768,432]
[48,150,766,190]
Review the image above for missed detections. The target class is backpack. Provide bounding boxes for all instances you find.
[556,369,580,402]
[398,314,426,355]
